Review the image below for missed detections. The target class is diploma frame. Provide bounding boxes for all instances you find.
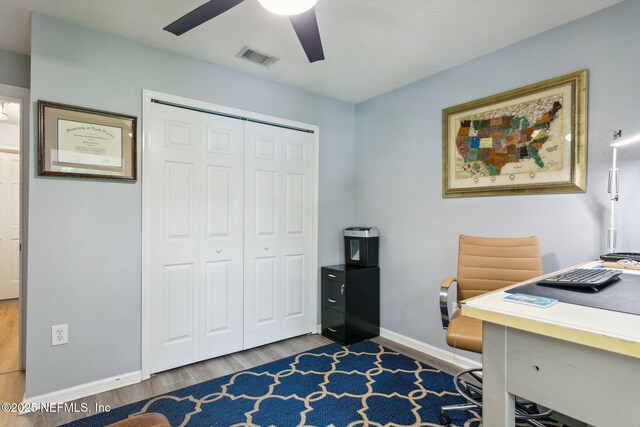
[38,100,137,181]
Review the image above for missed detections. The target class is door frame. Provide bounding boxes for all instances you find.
[141,90,320,380]
[0,83,30,372]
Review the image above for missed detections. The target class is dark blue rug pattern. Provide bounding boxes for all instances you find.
[64,340,564,427]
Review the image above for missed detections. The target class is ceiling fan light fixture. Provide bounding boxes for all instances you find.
[258,0,318,16]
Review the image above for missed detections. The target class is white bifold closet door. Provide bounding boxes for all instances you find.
[244,122,314,348]
[148,102,314,374]
[148,103,245,374]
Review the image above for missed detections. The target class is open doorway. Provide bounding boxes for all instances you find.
[0,98,21,375]
[0,84,29,379]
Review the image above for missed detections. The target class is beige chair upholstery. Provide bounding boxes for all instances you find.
[107,413,171,427]
[443,235,543,353]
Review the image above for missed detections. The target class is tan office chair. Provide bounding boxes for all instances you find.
[438,235,551,427]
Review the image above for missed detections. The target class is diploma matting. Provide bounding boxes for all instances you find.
[57,119,124,168]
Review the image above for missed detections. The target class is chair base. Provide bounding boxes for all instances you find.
[439,368,553,427]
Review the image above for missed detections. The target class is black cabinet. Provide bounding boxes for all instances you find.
[321,264,379,345]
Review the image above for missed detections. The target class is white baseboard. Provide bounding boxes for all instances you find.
[379,328,482,370]
[22,371,141,413]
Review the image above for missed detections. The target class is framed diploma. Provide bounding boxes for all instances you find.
[38,100,137,181]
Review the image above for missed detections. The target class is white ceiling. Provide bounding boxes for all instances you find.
[0,0,624,103]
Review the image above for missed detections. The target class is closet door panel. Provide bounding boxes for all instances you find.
[206,166,231,237]
[254,256,277,324]
[255,170,277,236]
[149,104,201,373]
[204,260,231,332]
[285,173,304,235]
[244,124,282,347]
[280,133,314,338]
[149,104,244,374]
[198,114,245,359]
[164,264,196,343]
[165,161,195,239]
[244,122,313,348]
[284,254,304,318]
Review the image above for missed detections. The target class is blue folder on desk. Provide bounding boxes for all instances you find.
[503,293,557,308]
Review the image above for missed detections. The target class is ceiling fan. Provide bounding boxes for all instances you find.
[164,0,325,63]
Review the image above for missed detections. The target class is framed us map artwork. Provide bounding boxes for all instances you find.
[442,70,587,198]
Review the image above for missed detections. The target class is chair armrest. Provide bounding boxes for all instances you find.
[440,276,457,329]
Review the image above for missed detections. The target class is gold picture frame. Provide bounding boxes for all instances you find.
[38,100,137,181]
[442,70,587,198]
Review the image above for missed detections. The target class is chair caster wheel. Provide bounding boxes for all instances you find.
[438,412,452,426]
[526,403,539,412]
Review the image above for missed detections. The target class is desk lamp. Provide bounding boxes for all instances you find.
[607,130,640,253]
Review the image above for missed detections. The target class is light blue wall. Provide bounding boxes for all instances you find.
[27,14,355,397]
[354,0,640,358]
[0,49,30,88]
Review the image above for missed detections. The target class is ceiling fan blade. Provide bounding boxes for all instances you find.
[289,8,325,63]
[164,0,247,36]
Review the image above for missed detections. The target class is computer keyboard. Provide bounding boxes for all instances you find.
[537,268,622,291]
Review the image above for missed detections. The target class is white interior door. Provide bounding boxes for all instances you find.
[148,103,244,374]
[0,151,19,301]
[244,122,314,348]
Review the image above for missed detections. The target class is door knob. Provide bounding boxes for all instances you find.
[264,246,269,251]
[216,248,222,254]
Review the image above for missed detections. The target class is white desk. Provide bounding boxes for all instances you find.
[460,262,640,427]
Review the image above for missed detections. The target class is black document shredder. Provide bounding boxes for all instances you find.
[344,227,379,267]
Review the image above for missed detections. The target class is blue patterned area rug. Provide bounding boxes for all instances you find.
[63,340,564,427]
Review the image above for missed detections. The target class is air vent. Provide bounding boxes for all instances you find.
[236,47,280,67]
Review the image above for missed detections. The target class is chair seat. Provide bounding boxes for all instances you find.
[445,311,482,354]
[106,413,171,427]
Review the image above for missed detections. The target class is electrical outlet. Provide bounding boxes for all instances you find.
[51,324,68,346]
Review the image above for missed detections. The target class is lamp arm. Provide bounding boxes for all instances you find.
[608,146,618,253]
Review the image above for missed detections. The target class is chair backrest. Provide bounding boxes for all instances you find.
[457,235,543,301]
